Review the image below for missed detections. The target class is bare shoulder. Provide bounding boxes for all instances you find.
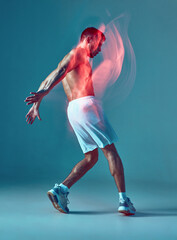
[60,50,74,64]
[57,49,75,70]
[58,47,87,73]
[59,48,82,63]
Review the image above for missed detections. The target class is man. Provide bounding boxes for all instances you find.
[24,27,136,215]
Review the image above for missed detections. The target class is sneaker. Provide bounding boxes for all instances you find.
[47,183,70,213]
[118,197,136,215]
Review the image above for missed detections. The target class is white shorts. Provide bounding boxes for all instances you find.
[67,95,118,154]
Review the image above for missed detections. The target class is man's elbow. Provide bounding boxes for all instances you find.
[57,65,66,77]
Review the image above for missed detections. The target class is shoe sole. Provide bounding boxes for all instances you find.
[118,206,135,216]
[47,191,69,214]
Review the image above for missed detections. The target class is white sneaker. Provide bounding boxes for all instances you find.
[47,183,70,213]
[118,197,136,215]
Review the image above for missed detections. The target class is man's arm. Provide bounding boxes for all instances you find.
[25,47,87,125]
[25,50,76,108]
[42,48,87,92]
[43,51,75,92]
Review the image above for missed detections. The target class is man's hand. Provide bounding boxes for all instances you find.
[24,89,48,105]
[25,105,42,125]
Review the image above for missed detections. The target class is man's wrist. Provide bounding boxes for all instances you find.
[33,101,41,109]
[37,89,49,95]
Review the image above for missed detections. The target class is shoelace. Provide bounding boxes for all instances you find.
[54,183,70,204]
[54,183,60,188]
[119,197,134,206]
[127,197,134,206]
[65,192,70,204]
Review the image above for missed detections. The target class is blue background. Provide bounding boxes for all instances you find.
[1,0,177,188]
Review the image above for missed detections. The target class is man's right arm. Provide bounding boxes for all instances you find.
[25,48,87,107]
[40,50,75,92]
[43,47,87,92]
[25,50,76,107]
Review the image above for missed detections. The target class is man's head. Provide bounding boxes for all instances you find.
[80,27,106,58]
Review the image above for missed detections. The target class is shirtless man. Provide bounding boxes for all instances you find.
[24,27,136,215]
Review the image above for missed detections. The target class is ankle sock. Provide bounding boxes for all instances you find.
[119,192,127,200]
[59,183,69,193]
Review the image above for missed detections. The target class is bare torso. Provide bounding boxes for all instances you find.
[61,49,95,102]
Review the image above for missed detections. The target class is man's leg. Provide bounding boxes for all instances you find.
[101,143,136,215]
[47,149,98,213]
[101,143,126,192]
[62,148,98,189]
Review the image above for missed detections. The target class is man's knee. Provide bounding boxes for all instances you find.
[85,148,99,165]
[101,144,121,176]
[102,143,118,160]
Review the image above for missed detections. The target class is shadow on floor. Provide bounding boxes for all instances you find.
[69,207,177,217]
[69,209,117,215]
[129,208,177,218]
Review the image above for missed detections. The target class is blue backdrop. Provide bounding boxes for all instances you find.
[1,0,177,187]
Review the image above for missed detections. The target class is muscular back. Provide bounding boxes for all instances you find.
[61,48,95,102]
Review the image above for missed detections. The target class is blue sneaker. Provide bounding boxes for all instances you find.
[118,197,136,215]
[47,183,70,213]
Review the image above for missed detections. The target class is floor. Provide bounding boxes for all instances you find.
[1,179,177,240]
